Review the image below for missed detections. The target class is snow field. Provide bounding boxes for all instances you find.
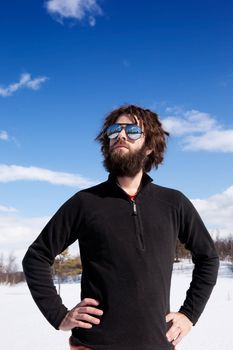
[0,263,232,350]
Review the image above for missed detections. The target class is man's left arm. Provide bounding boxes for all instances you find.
[166,193,219,346]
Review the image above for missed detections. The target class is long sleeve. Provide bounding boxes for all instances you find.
[22,193,84,329]
[178,194,219,325]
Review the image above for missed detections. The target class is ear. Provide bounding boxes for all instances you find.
[145,148,152,156]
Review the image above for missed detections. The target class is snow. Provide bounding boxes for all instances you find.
[0,261,232,350]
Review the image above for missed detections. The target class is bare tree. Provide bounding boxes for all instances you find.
[53,248,70,295]
[0,253,5,284]
[5,252,18,285]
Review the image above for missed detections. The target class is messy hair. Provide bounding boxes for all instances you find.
[96,104,169,172]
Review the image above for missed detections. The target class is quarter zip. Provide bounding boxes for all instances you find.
[110,174,151,252]
[131,199,145,251]
[132,199,137,215]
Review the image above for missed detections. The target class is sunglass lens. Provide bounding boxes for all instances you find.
[126,125,142,140]
[106,124,121,139]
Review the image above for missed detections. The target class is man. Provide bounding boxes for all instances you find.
[23,105,219,350]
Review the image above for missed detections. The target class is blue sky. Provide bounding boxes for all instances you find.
[0,0,233,264]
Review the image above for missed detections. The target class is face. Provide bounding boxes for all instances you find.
[109,114,146,154]
[103,114,152,177]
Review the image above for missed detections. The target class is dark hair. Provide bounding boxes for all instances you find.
[96,104,169,172]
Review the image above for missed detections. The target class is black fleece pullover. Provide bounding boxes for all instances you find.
[22,173,219,350]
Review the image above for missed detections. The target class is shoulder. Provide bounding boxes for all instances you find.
[65,180,109,204]
[149,182,185,200]
[148,182,191,210]
[51,180,108,219]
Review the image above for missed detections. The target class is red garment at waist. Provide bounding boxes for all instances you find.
[70,346,92,350]
[69,337,93,350]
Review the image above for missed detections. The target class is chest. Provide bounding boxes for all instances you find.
[78,196,179,260]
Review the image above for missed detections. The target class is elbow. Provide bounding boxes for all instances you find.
[22,249,30,273]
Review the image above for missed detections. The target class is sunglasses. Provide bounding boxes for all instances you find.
[106,123,143,140]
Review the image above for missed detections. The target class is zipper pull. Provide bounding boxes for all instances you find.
[132,200,137,215]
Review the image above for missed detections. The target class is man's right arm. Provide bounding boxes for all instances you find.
[22,194,85,329]
[23,243,69,329]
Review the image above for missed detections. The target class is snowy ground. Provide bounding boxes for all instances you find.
[0,261,232,350]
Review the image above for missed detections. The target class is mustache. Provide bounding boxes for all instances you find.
[111,140,129,150]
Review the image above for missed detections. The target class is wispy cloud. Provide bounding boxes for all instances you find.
[0,130,20,147]
[162,109,219,136]
[0,212,79,264]
[192,185,233,238]
[0,205,17,213]
[183,130,233,152]
[0,215,48,245]
[0,213,50,264]
[0,73,48,97]
[0,164,96,188]
[162,108,233,152]
[45,0,103,26]
[0,131,9,141]
[219,73,233,87]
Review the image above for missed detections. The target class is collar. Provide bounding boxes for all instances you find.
[107,172,153,194]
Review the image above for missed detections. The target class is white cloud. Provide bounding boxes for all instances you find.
[183,130,233,152]
[0,212,80,266]
[0,73,48,97]
[0,215,47,245]
[0,131,9,141]
[45,0,103,25]
[0,214,50,265]
[162,110,219,136]
[0,131,21,148]
[162,108,233,152]
[0,164,96,188]
[191,185,233,238]
[0,205,17,213]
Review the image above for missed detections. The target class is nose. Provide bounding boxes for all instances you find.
[117,128,127,140]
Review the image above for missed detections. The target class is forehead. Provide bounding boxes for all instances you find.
[115,113,140,125]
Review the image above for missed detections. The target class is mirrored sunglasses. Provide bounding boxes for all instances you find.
[106,123,143,140]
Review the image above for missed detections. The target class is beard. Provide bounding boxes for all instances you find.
[103,143,148,177]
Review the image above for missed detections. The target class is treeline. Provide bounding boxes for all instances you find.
[0,252,24,285]
[1,234,232,286]
[0,249,82,288]
[214,235,233,261]
[175,234,233,263]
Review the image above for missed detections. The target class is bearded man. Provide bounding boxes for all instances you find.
[23,105,219,350]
